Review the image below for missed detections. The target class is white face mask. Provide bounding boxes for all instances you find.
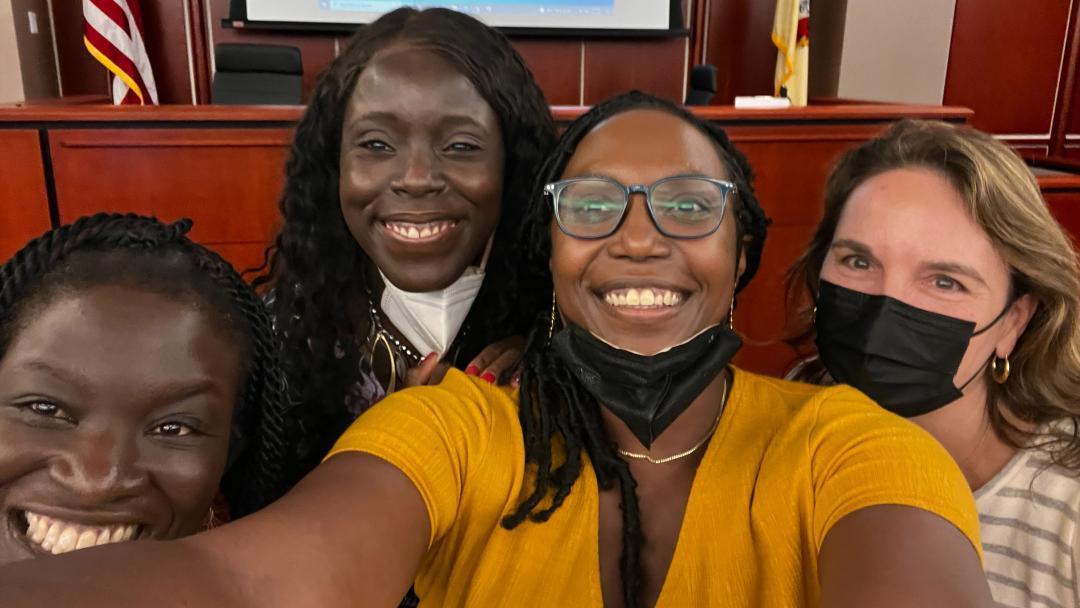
[379,266,485,357]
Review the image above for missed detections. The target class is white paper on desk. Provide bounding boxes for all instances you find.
[734,96,793,109]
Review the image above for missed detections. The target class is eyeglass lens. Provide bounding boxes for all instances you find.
[555,177,728,238]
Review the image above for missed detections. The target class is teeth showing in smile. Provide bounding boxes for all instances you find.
[603,287,683,308]
[22,511,139,555]
[383,220,455,240]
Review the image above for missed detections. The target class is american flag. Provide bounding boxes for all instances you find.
[83,0,158,105]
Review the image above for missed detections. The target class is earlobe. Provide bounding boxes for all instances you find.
[735,241,748,284]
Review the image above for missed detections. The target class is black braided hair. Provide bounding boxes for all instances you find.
[501,91,771,607]
[251,7,556,484]
[0,213,290,517]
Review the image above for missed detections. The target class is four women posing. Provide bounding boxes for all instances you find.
[0,6,1076,608]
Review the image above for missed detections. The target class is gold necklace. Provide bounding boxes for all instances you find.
[616,375,728,465]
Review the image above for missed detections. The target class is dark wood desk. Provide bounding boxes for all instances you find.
[0,103,974,376]
[1028,159,1080,250]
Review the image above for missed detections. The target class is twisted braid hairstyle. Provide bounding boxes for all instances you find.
[502,91,770,607]
[0,213,289,517]
[252,7,556,482]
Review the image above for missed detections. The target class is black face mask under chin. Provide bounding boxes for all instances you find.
[814,280,1010,418]
[550,323,742,448]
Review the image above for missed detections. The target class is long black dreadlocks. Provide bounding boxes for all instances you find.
[0,213,289,517]
[252,7,556,485]
[500,91,771,608]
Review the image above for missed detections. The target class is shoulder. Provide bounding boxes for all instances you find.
[732,366,830,405]
[732,367,951,465]
[729,368,941,469]
[981,444,1080,512]
[328,369,521,461]
[324,371,523,545]
[732,366,881,426]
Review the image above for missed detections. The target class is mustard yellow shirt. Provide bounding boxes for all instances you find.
[328,367,980,607]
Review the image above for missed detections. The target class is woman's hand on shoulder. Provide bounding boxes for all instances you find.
[819,505,993,608]
[404,352,452,387]
[402,335,525,388]
[464,335,525,387]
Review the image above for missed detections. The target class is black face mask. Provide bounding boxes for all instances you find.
[550,323,742,448]
[814,280,1009,418]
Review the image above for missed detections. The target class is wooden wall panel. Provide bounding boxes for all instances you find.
[511,39,582,106]
[1012,143,1051,158]
[52,2,109,97]
[140,0,196,104]
[583,38,686,104]
[1038,168,1080,249]
[944,0,1072,135]
[725,124,890,375]
[1070,78,1080,135]
[1069,47,1080,136]
[48,128,292,271]
[1045,190,1080,248]
[0,130,52,262]
[207,0,338,102]
[703,0,776,104]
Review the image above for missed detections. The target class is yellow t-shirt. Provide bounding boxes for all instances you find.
[328,367,980,607]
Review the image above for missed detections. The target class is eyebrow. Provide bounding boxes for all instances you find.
[23,360,224,404]
[347,111,488,132]
[23,359,86,386]
[142,379,225,405]
[830,238,988,286]
[918,260,988,286]
[569,171,717,183]
[829,238,877,259]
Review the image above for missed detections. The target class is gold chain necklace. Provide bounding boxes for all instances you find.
[616,375,728,465]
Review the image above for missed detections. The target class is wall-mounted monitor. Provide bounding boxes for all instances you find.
[226,0,686,37]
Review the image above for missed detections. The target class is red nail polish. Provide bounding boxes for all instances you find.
[481,371,497,384]
[465,365,480,376]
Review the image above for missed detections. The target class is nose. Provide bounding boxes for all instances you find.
[49,429,149,506]
[391,145,447,197]
[878,271,905,300]
[607,192,671,261]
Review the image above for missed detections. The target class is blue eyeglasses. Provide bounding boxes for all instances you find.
[545,175,736,240]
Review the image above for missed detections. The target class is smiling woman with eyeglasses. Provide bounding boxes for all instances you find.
[0,92,993,608]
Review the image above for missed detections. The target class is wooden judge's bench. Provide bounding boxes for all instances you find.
[3,103,1078,376]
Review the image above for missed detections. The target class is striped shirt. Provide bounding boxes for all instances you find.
[977,448,1080,607]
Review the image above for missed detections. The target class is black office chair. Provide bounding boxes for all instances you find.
[685,64,718,106]
[212,43,303,105]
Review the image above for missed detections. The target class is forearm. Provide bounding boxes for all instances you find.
[0,536,250,607]
[0,453,430,608]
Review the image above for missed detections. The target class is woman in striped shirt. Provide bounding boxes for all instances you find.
[787,119,1080,607]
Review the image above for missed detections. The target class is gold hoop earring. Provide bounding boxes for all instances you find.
[811,305,817,326]
[990,355,1010,384]
[547,290,558,341]
[204,505,217,530]
[729,295,736,330]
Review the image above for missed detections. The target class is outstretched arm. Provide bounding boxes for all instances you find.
[0,452,430,608]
